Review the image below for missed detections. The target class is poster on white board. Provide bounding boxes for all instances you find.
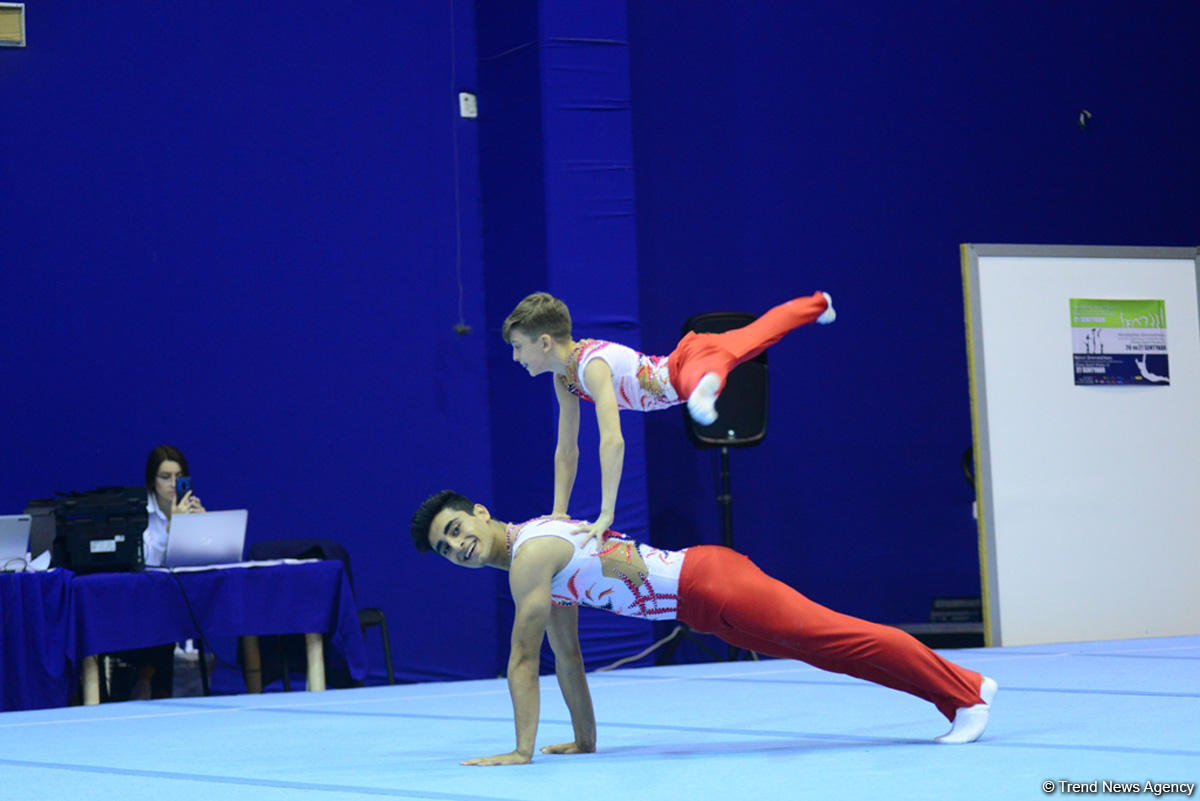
[1070,298,1169,385]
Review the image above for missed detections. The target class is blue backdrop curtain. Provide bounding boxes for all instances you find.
[479,0,652,671]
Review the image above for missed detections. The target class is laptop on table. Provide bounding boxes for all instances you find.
[0,514,32,570]
[162,509,249,568]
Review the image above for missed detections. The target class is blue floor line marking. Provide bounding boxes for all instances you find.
[129,706,1197,759]
[1002,651,1200,661]
[149,699,258,710]
[0,758,524,801]
[1004,685,1200,699]
[254,707,513,724]
[139,677,1197,729]
[981,741,1200,759]
[579,721,1200,756]
[590,737,1200,760]
[1072,652,1200,661]
[603,675,1200,699]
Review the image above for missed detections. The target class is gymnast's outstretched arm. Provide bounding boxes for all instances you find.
[543,603,596,755]
[461,547,556,766]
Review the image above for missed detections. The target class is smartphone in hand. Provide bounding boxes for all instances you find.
[175,476,193,501]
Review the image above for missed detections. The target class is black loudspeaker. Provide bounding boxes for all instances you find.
[682,312,767,448]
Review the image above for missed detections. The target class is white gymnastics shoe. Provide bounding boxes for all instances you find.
[935,676,998,744]
[686,372,721,426]
[817,291,836,324]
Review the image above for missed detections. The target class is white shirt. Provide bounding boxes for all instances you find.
[509,517,686,620]
[143,491,169,567]
[559,338,680,411]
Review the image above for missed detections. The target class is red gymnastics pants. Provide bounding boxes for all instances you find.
[667,291,830,400]
[675,546,984,721]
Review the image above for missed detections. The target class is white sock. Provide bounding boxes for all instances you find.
[686,372,721,426]
[816,291,836,324]
[935,676,997,744]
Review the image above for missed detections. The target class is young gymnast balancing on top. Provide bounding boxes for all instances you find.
[501,290,836,544]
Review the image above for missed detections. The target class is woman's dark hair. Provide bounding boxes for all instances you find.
[411,489,474,552]
[144,444,190,491]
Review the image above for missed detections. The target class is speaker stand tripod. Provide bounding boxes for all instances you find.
[656,310,768,666]
[715,444,757,661]
[656,443,758,664]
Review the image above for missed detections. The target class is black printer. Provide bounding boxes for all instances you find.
[29,486,147,573]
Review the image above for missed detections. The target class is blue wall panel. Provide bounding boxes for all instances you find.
[539,0,650,667]
[1,0,495,682]
[478,0,651,671]
[627,1,1200,630]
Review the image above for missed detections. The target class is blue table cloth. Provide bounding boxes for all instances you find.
[1,561,367,712]
[1,569,74,712]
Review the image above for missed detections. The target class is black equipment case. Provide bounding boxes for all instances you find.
[48,486,147,573]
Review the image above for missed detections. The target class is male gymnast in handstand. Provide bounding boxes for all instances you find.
[411,489,998,765]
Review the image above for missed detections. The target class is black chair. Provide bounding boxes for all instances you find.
[245,538,395,688]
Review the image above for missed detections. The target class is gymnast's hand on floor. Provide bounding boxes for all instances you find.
[540,741,594,756]
[460,750,531,766]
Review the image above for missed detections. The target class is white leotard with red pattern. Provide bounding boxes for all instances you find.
[558,338,681,411]
[509,517,685,620]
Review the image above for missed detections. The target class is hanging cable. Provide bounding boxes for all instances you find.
[449,0,471,335]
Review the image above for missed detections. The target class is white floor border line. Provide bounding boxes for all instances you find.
[5,639,1193,729]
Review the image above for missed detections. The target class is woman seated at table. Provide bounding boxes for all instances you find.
[122,444,206,700]
[144,443,205,567]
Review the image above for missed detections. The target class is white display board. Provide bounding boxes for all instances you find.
[962,245,1200,646]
